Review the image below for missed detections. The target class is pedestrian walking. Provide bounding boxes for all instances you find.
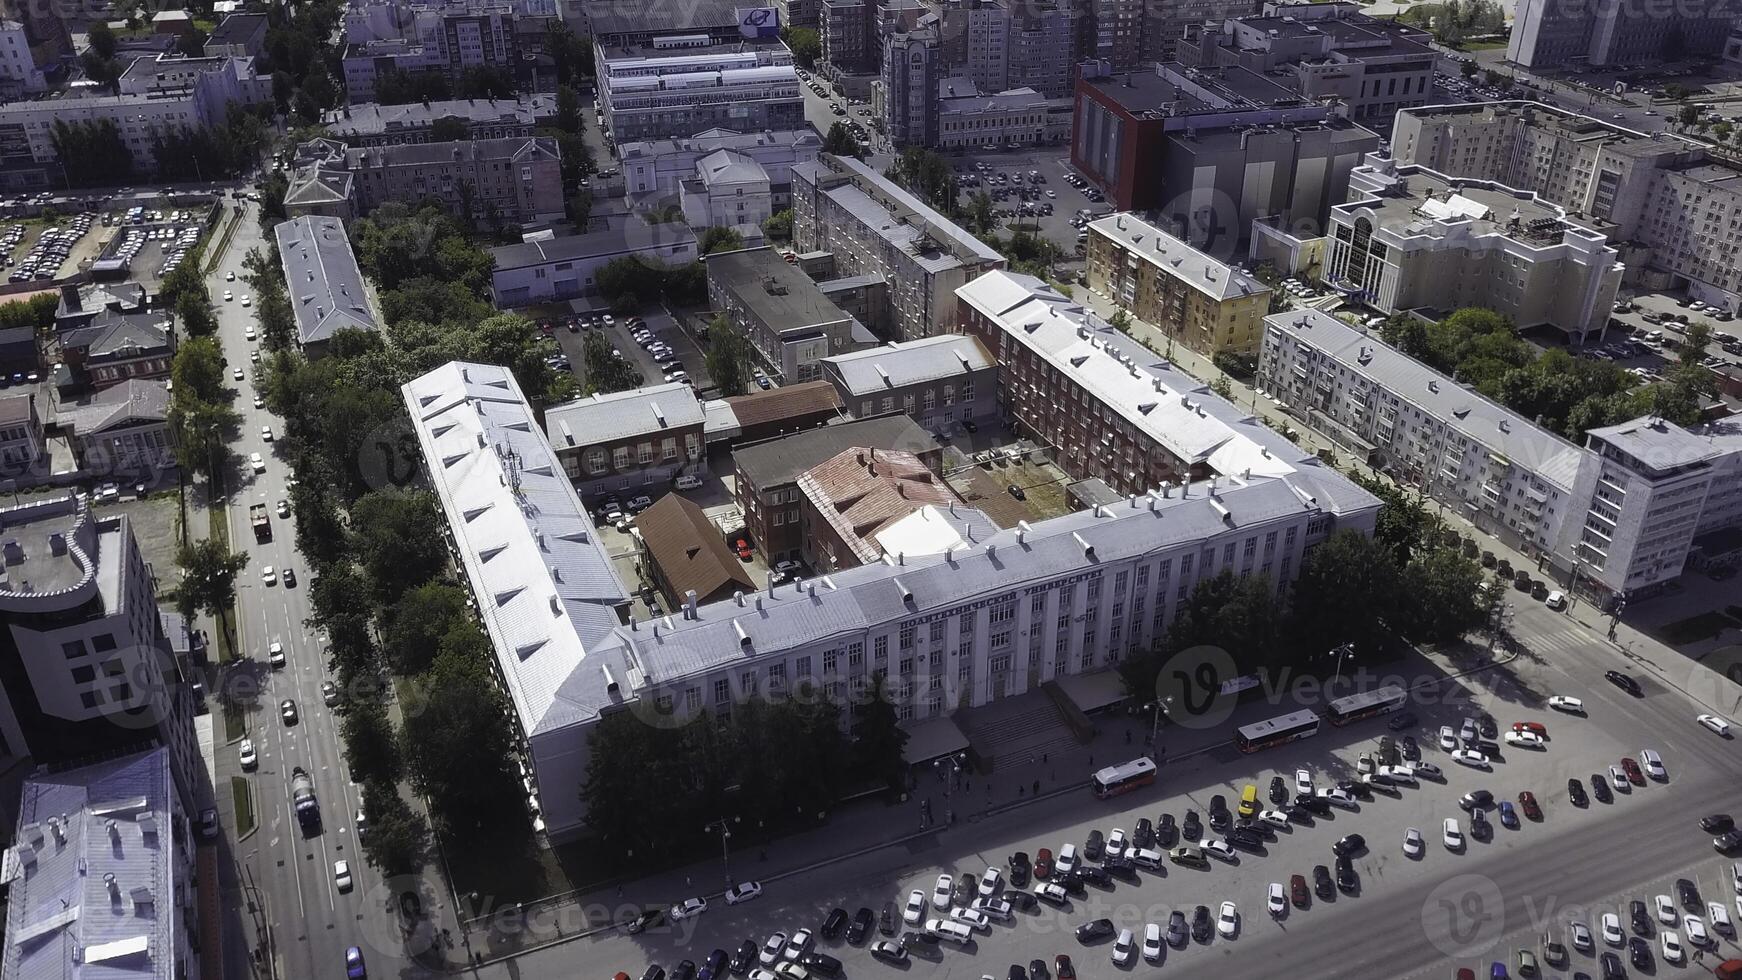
[1032,779,1039,796]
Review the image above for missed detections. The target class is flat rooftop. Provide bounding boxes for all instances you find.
[1348,165,1578,244]
[705,247,853,333]
[0,493,88,595]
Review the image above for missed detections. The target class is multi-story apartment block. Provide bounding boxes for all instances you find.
[3,748,200,980]
[1508,0,1733,69]
[790,153,1006,341]
[1071,61,1380,241]
[1008,2,1076,97]
[1391,102,1742,311]
[341,2,524,99]
[822,333,999,431]
[820,0,875,74]
[404,350,1379,835]
[322,96,556,146]
[881,25,944,148]
[597,37,804,141]
[1081,0,1144,71]
[0,55,268,180]
[1322,158,1623,341]
[1178,2,1436,123]
[620,127,821,199]
[344,137,565,224]
[1137,0,1260,65]
[545,383,707,499]
[275,216,379,358]
[0,492,202,801]
[934,79,1069,151]
[705,246,874,383]
[1257,309,1742,600]
[937,0,1010,94]
[1086,213,1273,356]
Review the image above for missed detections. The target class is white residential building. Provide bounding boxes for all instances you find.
[619,127,821,199]
[488,219,700,306]
[679,150,773,231]
[597,37,805,141]
[790,152,1006,341]
[274,216,379,357]
[0,20,48,96]
[60,379,176,479]
[1257,308,1742,599]
[1324,157,1623,342]
[3,747,197,980]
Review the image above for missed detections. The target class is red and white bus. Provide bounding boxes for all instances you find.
[1323,684,1407,727]
[1235,709,1322,754]
[1092,757,1157,799]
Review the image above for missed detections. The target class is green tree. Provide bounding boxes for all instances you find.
[340,698,402,783]
[851,675,910,792]
[1161,569,1286,676]
[1679,104,1701,128]
[1680,319,1714,368]
[168,394,240,478]
[582,710,694,857]
[705,315,752,396]
[1351,472,1443,566]
[822,121,861,157]
[401,644,524,830]
[583,329,642,393]
[175,290,218,337]
[349,489,448,606]
[698,226,745,255]
[1287,529,1399,659]
[543,21,594,85]
[358,779,430,875]
[566,189,594,227]
[380,582,471,675]
[1210,375,1233,400]
[554,84,584,134]
[174,539,248,650]
[171,336,228,404]
[967,191,997,236]
[1108,308,1131,331]
[429,116,470,142]
[762,208,793,242]
[1396,547,1487,644]
[782,26,821,68]
[89,21,117,58]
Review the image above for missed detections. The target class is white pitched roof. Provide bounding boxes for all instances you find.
[823,334,994,396]
[401,362,636,736]
[1087,213,1270,303]
[544,383,705,450]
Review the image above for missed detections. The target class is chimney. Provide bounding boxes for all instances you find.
[684,589,699,619]
[60,283,80,312]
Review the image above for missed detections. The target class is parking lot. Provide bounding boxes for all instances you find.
[546,307,713,395]
[1,213,102,282]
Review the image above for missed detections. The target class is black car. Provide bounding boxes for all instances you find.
[1227,829,1264,852]
[880,903,898,936]
[1192,905,1213,942]
[1629,900,1651,935]
[1156,813,1177,846]
[641,967,667,980]
[1102,855,1138,880]
[1605,670,1643,696]
[1716,830,1742,853]
[1134,817,1155,848]
[1269,776,1289,804]
[1075,918,1116,943]
[1005,891,1039,912]
[1401,736,1420,761]
[1628,936,1652,969]
[1007,484,1026,501]
[798,952,842,978]
[1568,778,1588,807]
[1459,789,1494,811]
[1238,818,1275,840]
[1478,714,1498,739]
[1335,856,1358,892]
[1332,834,1366,856]
[1387,711,1418,731]
[1337,778,1373,801]
[1600,951,1624,980]
[870,943,907,965]
[902,930,939,948]
[1083,830,1104,861]
[703,948,727,977]
[1592,775,1613,803]
[1074,865,1112,888]
[1284,804,1314,824]
[1054,954,1075,979]
[1210,794,1227,815]
[1009,852,1031,887]
[1056,872,1087,897]
[1469,810,1490,839]
[1377,736,1399,767]
[1295,794,1332,815]
[729,940,757,974]
[822,907,849,939]
[671,961,697,980]
[1677,877,1702,911]
[847,907,874,944]
[1182,810,1202,839]
[1701,814,1735,834]
[1313,864,1335,900]
[1209,807,1232,832]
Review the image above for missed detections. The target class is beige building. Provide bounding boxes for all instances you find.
[1085,212,1273,356]
[345,136,564,224]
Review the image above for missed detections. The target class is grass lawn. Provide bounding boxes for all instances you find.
[223,702,246,742]
[1658,610,1739,646]
[231,776,255,836]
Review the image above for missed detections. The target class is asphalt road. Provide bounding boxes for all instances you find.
[209,204,381,980]
[451,580,1742,979]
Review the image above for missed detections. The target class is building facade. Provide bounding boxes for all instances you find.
[597,37,804,141]
[1323,158,1623,341]
[620,127,821,198]
[822,333,999,431]
[0,389,42,479]
[680,150,774,230]
[790,153,1006,341]
[62,380,175,479]
[706,246,871,383]
[934,80,1067,150]
[322,96,556,145]
[341,137,564,224]
[881,27,943,148]
[1086,213,1273,356]
[489,220,700,306]
[545,383,707,500]
[1508,0,1733,69]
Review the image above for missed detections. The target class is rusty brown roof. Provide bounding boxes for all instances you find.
[724,380,843,430]
[635,493,756,603]
[797,446,963,565]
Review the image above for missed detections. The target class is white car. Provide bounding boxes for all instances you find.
[253,395,264,409]
[1570,921,1593,952]
[1203,839,1237,861]
[1443,818,1464,850]
[970,898,1012,922]
[1258,809,1290,827]
[674,474,704,491]
[724,881,762,905]
[1451,749,1490,769]
[238,738,256,770]
[244,328,256,341]
[1503,730,1545,749]
[268,641,285,668]
[669,897,708,920]
[233,367,245,381]
[1439,725,1459,750]
[1662,930,1685,964]
[1295,768,1313,795]
[782,928,812,959]
[1217,901,1239,938]
[903,890,926,924]
[1698,713,1732,736]
[1686,914,1710,946]
[1111,929,1135,966]
[1640,749,1666,780]
[241,295,251,307]
[1601,912,1623,946]
[333,860,352,892]
[226,270,235,281]
[1268,882,1287,916]
[1317,787,1358,809]
[977,867,1001,898]
[1106,828,1128,857]
[949,907,990,931]
[261,425,273,441]
[224,289,233,301]
[758,933,786,966]
[1403,827,1424,857]
[1708,901,1733,936]
[932,874,954,909]
[1547,695,1585,714]
[250,452,265,473]
[1609,765,1631,791]
[1138,923,1161,961]
[1657,895,1677,924]
[261,566,276,585]
[276,499,290,517]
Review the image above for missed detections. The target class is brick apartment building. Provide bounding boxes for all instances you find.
[544,384,707,502]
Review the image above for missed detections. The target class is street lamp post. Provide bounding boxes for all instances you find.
[703,817,737,888]
[1148,697,1172,752]
[1331,644,1353,690]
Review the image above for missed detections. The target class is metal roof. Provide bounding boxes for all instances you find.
[544,383,706,450]
[634,493,755,603]
[1087,213,1270,303]
[733,415,938,489]
[401,362,635,737]
[273,216,378,346]
[823,334,994,396]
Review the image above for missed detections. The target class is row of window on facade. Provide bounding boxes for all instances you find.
[582,434,702,474]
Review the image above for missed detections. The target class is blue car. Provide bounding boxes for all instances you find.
[345,946,366,979]
[1498,801,1519,829]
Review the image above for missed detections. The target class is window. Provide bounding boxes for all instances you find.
[714,678,731,704]
[767,662,787,687]
[959,615,974,638]
[71,665,95,683]
[638,442,654,464]
[923,389,936,411]
[111,683,131,701]
[882,396,894,412]
[943,384,955,405]
[612,446,630,470]
[1030,592,1046,616]
[989,601,1015,625]
[900,621,915,649]
[873,635,888,661]
[91,634,117,653]
[80,690,101,709]
[62,640,85,659]
[929,621,945,644]
[899,656,914,676]
[848,641,864,667]
[102,659,124,676]
[585,448,607,473]
[823,649,838,674]
[740,670,756,695]
[662,438,677,460]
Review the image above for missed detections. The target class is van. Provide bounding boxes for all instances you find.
[925,918,974,945]
[1238,785,1259,818]
[1380,765,1417,786]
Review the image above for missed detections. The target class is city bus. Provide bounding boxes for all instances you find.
[1092,757,1157,799]
[1323,684,1408,727]
[1235,709,1322,754]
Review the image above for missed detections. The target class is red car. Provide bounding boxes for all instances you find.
[1519,791,1542,821]
[1034,847,1054,879]
[1620,758,1646,786]
[734,538,753,560]
[1290,874,1310,908]
[1054,954,1076,979]
[1512,721,1547,737]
